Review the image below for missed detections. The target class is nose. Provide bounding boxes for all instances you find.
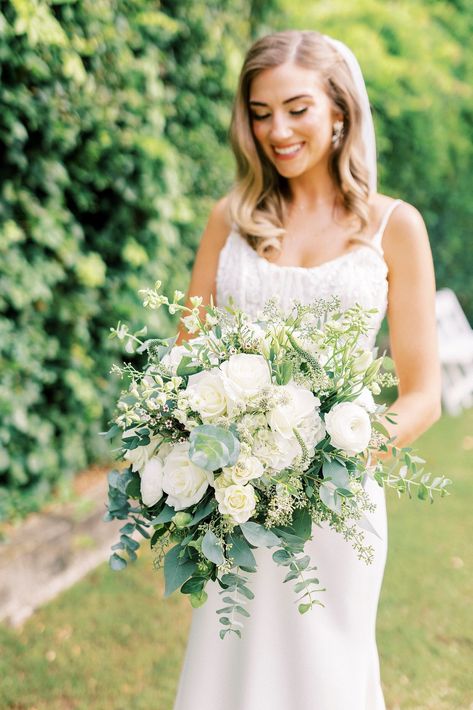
[268,112,293,143]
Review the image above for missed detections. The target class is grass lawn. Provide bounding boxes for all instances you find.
[0,411,471,710]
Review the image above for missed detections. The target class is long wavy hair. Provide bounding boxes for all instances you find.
[227,29,372,256]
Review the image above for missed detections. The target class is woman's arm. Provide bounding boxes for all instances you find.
[175,195,231,345]
[376,201,442,458]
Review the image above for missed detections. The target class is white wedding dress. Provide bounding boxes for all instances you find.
[173,199,403,710]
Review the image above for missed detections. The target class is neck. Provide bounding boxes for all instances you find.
[285,160,341,213]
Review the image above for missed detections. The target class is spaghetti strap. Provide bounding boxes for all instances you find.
[371,199,403,251]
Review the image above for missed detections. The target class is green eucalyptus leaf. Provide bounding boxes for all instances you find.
[149,504,175,524]
[226,532,257,568]
[189,424,240,472]
[109,553,127,571]
[319,482,342,514]
[163,544,197,597]
[322,461,350,489]
[190,590,208,608]
[202,529,225,565]
[239,521,280,548]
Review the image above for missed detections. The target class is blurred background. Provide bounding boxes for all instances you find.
[0,1,472,708]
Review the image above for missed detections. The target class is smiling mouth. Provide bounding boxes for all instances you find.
[272,142,305,158]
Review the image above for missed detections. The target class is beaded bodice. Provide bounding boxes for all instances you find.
[216,200,403,351]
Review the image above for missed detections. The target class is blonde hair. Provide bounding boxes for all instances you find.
[227,29,372,256]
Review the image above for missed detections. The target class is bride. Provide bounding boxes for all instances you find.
[173,29,441,710]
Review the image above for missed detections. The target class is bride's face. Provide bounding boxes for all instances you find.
[248,62,342,177]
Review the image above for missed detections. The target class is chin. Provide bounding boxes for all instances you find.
[274,163,308,178]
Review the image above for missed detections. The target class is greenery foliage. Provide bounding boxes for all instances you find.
[0,0,268,520]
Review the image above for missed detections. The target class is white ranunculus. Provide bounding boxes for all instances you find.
[223,455,264,485]
[267,382,321,439]
[251,428,300,472]
[353,387,377,413]
[216,482,257,524]
[219,354,271,412]
[324,402,372,455]
[185,368,227,421]
[122,427,160,473]
[162,441,213,510]
[140,455,164,507]
[161,345,190,374]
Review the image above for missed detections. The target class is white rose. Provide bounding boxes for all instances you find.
[161,345,190,374]
[223,455,264,485]
[213,470,234,498]
[219,354,271,412]
[252,428,300,472]
[162,441,214,510]
[353,387,377,413]
[217,483,257,524]
[140,456,164,507]
[267,382,320,439]
[324,402,372,455]
[122,427,160,473]
[185,368,227,421]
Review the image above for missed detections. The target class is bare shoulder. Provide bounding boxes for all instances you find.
[373,194,431,270]
[201,193,233,251]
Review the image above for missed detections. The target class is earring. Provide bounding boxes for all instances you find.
[331,120,344,145]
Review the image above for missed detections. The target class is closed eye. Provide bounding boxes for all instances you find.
[251,108,308,121]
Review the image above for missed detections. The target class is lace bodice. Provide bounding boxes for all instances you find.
[216,199,403,351]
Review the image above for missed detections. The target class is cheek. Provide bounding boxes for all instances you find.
[251,121,266,144]
[298,110,328,140]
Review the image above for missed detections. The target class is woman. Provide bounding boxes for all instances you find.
[173,29,441,710]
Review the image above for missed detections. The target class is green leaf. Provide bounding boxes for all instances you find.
[298,602,312,614]
[202,530,225,565]
[319,482,342,514]
[176,355,201,376]
[417,482,429,500]
[272,549,291,564]
[294,577,319,594]
[149,504,175,524]
[372,420,391,439]
[290,507,312,541]
[126,474,141,499]
[239,521,280,548]
[226,532,257,568]
[99,424,121,440]
[163,544,197,597]
[322,460,350,489]
[276,360,293,385]
[120,523,135,535]
[189,424,240,471]
[236,585,255,600]
[109,553,127,571]
[190,590,208,608]
[190,497,217,525]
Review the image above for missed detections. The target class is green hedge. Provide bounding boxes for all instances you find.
[0,0,270,521]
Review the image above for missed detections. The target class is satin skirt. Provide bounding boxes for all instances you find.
[173,477,387,710]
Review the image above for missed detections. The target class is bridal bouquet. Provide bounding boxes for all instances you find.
[103,281,451,640]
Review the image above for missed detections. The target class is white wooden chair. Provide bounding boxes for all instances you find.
[435,288,473,415]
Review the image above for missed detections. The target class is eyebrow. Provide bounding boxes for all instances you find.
[249,93,313,106]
